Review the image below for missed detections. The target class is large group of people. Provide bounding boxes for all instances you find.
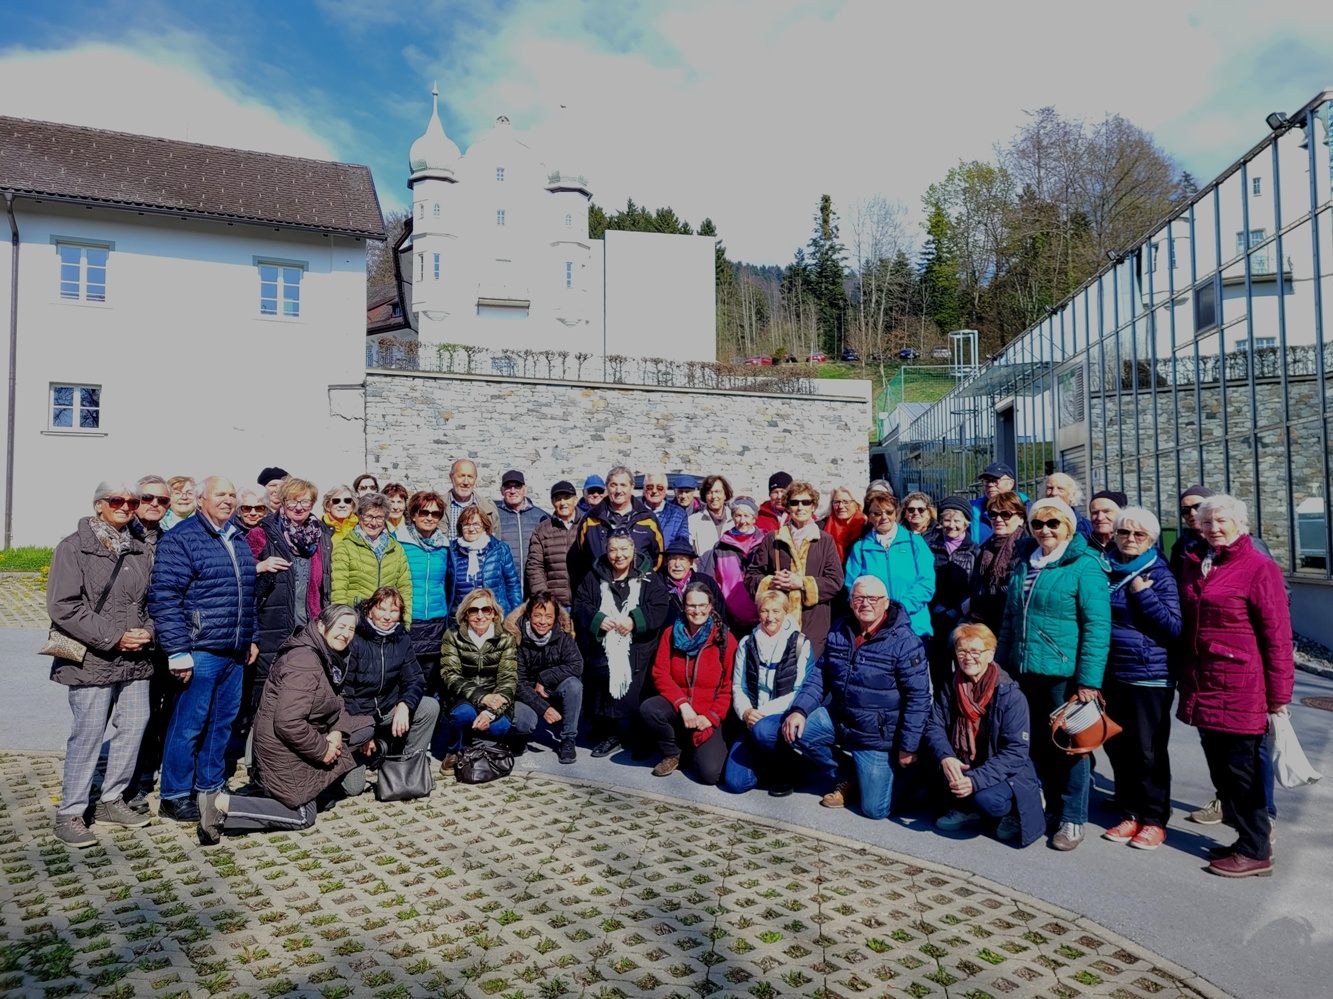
[46,458,1293,878]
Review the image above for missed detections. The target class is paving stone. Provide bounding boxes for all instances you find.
[0,751,1224,999]
[0,574,48,628]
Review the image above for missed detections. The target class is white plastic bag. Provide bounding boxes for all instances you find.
[1268,711,1322,788]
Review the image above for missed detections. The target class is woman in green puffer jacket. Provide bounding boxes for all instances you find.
[996,496,1110,853]
[331,493,412,626]
[437,587,522,774]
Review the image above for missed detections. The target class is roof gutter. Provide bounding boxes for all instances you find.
[3,192,18,550]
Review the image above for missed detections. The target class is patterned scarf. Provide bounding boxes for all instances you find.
[404,521,450,550]
[354,525,392,559]
[89,516,130,554]
[280,514,323,557]
[977,528,1024,592]
[951,662,999,765]
[672,616,715,657]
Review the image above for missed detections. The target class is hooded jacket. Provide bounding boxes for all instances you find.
[331,529,413,626]
[788,603,931,752]
[252,624,372,809]
[1104,551,1181,686]
[572,497,664,585]
[343,615,425,720]
[47,517,155,687]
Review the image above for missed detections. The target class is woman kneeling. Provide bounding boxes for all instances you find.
[437,588,522,774]
[197,605,373,844]
[921,623,1044,847]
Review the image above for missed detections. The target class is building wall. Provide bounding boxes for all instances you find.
[7,201,368,545]
[364,369,869,502]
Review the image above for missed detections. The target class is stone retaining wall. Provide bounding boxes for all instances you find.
[364,370,871,502]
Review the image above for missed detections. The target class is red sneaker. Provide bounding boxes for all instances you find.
[1102,818,1140,844]
[1129,824,1166,851]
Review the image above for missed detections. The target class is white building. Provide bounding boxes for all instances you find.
[392,86,716,366]
[0,116,384,546]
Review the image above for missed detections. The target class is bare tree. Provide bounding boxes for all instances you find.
[846,196,907,362]
[367,208,409,296]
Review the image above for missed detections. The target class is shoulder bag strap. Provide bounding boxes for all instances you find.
[92,552,130,615]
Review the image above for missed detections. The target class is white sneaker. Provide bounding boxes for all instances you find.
[1051,822,1084,851]
[936,809,981,831]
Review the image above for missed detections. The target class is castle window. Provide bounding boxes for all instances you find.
[565,261,573,289]
[432,203,440,217]
[433,253,440,280]
[496,167,505,181]
[496,209,506,226]
[564,213,572,228]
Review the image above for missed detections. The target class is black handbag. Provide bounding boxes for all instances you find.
[455,742,514,784]
[373,751,435,801]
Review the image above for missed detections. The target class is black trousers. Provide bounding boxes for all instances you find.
[130,654,178,795]
[1102,681,1173,826]
[639,695,728,785]
[1198,730,1270,860]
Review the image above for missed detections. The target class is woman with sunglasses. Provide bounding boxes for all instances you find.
[446,505,522,619]
[48,481,157,847]
[437,587,521,774]
[399,490,453,680]
[900,492,937,539]
[966,491,1027,634]
[322,485,358,541]
[995,497,1110,852]
[1099,507,1180,852]
[744,481,844,660]
[240,478,334,785]
[131,475,171,550]
[844,492,936,639]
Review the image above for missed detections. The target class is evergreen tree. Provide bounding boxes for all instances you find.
[918,204,962,333]
[807,194,848,352]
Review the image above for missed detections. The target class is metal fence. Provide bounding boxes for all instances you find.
[898,90,1333,579]
[366,338,821,396]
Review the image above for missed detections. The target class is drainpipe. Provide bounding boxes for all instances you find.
[4,192,18,551]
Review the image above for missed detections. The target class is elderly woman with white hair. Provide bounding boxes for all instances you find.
[1044,473,1092,538]
[46,480,158,847]
[1099,507,1181,851]
[1176,493,1293,878]
[995,496,1110,851]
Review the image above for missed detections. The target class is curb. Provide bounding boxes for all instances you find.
[517,768,1234,999]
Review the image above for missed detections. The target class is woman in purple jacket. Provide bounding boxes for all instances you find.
[1177,494,1293,879]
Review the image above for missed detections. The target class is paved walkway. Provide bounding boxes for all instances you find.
[0,574,48,629]
[1,751,1220,999]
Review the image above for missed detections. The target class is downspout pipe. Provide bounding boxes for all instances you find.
[4,192,18,551]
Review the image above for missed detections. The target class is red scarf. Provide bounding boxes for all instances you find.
[951,662,999,764]
[822,511,866,563]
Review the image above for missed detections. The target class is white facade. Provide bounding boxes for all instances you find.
[0,201,370,545]
[399,88,715,363]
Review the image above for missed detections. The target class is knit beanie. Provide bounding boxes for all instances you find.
[1180,485,1214,503]
[731,496,760,517]
[938,496,972,521]
[768,472,793,492]
[1091,489,1128,508]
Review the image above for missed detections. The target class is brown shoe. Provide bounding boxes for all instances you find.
[1207,853,1273,878]
[820,780,853,809]
[439,753,458,778]
[652,755,680,777]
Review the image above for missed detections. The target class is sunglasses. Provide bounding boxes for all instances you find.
[102,496,140,511]
[330,497,354,506]
[586,488,605,495]
[466,606,497,616]
[139,494,170,507]
[990,510,1021,520]
[1030,518,1063,530]
[905,506,928,514]
[1180,504,1201,515]
[239,505,267,514]
[786,498,814,507]
[416,508,443,519]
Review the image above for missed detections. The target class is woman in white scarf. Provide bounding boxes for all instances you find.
[572,532,670,759]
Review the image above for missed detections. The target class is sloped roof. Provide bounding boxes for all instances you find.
[0,116,385,239]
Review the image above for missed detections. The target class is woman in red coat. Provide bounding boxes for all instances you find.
[640,582,735,784]
[1177,494,1293,879]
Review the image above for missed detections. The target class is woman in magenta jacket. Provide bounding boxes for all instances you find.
[1176,494,1293,879]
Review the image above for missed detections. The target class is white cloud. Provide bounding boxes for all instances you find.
[401,0,1333,263]
[0,40,340,160]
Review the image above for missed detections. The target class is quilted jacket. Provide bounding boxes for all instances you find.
[148,512,256,657]
[446,536,522,617]
[439,626,519,715]
[331,529,413,626]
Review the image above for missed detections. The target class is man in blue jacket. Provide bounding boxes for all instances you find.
[494,469,549,595]
[148,476,258,823]
[781,575,931,819]
[641,471,689,551]
[970,462,1030,543]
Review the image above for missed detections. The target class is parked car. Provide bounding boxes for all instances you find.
[808,352,828,363]
[840,349,860,362]
[898,347,918,361]
[742,356,773,366]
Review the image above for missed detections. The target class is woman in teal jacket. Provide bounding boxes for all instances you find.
[996,496,1110,853]
[843,492,936,638]
[398,490,452,681]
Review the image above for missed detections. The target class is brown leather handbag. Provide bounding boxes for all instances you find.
[1049,696,1122,755]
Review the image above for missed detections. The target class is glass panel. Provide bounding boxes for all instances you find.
[60,263,80,283]
[85,284,105,303]
[59,282,79,300]
[1225,436,1257,515]
[1256,426,1292,572]
[282,283,299,301]
[85,248,107,268]
[282,299,299,317]
[79,387,99,407]
[260,298,277,315]
[58,245,80,264]
[52,386,73,407]
[1220,327,1254,432]
[259,265,278,282]
[85,266,105,284]
[79,407,99,429]
[282,267,301,286]
[52,407,72,428]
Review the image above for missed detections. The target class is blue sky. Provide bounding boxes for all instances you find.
[3,0,1333,264]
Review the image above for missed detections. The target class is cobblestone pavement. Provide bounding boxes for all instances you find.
[1,752,1224,999]
[0,575,48,629]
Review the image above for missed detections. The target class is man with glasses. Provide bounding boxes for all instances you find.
[494,470,549,594]
[445,458,499,539]
[131,475,171,550]
[148,477,258,823]
[969,462,1034,543]
[126,475,175,809]
[781,575,930,817]
[641,471,690,550]
[578,474,606,516]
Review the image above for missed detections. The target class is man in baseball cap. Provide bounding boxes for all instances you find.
[970,462,1026,543]
[579,475,606,516]
[494,470,548,592]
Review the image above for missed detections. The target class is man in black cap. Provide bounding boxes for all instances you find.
[494,469,549,595]
[526,480,581,609]
[1087,489,1128,557]
[969,462,1027,543]
[257,467,288,514]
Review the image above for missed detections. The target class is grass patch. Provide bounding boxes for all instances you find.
[0,547,52,572]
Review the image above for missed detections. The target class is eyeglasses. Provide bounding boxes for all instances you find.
[870,508,896,517]
[139,494,170,507]
[102,496,140,511]
[239,505,267,515]
[466,606,496,617]
[1030,518,1063,530]
[786,498,814,507]
[905,506,928,514]
[360,513,386,523]
[284,500,313,511]
[1116,528,1150,541]
[330,497,354,506]
[416,508,443,519]
[684,602,711,611]
[956,648,992,660]
[850,595,886,605]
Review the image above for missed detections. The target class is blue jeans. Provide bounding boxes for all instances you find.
[722,714,787,794]
[160,651,244,801]
[794,706,896,820]
[511,677,583,741]
[1019,673,1090,825]
[443,701,513,752]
